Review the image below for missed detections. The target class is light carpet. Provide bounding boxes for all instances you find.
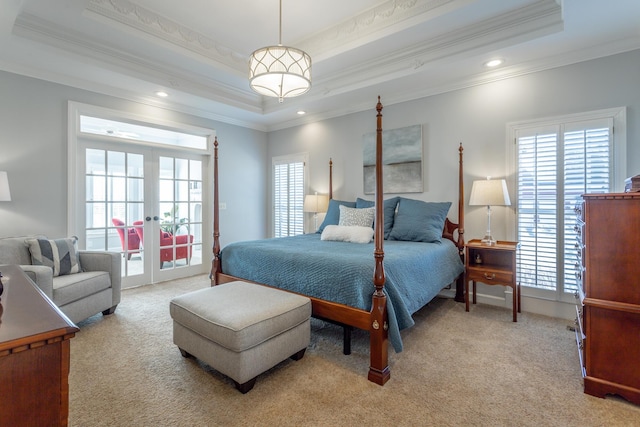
[69,274,640,426]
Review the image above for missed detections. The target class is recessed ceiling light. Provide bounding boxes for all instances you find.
[484,59,504,68]
[297,110,306,115]
[155,91,168,97]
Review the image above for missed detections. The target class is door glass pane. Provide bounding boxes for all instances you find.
[159,157,173,179]
[86,150,145,278]
[128,153,144,177]
[158,155,202,270]
[86,149,105,174]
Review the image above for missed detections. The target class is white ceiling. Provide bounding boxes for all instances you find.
[1,0,639,131]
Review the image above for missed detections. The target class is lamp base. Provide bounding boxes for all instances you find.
[480,235,496,246]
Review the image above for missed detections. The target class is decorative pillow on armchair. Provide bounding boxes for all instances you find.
[26,236,82,276]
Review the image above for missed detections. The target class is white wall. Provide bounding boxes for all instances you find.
[0,70,268,247]
[269,49,640,239]
[268,49,640,318]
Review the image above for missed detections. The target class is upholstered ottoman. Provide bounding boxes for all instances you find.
[169,281,311,393]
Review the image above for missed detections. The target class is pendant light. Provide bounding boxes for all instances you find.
[248,0,311,102]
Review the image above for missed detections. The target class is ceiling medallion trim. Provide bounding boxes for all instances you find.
[86,0,245,70]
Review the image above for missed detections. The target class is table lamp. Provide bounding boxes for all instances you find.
[303,193,329,232]
[469,177,511,245]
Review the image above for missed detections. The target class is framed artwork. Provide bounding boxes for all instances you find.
[363,124,423,194]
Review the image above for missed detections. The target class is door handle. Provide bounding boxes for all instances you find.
[145,216,160,221]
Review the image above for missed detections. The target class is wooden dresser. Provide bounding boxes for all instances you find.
[0,265,79,427]
[575,193,640,405]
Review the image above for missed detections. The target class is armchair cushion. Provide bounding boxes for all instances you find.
[25,237,82,276]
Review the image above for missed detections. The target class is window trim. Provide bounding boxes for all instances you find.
[505,107,626,303]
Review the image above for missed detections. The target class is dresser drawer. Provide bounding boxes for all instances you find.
[466,268,513,284]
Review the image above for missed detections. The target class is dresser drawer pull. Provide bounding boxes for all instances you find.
[483,273,496,280]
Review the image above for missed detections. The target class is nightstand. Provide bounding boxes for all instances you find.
[465,239,520,322]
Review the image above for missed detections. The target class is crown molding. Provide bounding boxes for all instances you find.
[298,0,470,60]
[12,12,261,109]
[261,0,563,114]
[86,0,247,72]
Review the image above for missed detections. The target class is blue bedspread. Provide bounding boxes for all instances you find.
[220,233,464,352]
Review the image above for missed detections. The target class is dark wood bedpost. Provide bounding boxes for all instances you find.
[329,158,333,199]
[453,142,465,302]
[210,136,220,286]
[368,96,390,385]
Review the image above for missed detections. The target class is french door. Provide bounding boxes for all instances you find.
[81,141,207,288]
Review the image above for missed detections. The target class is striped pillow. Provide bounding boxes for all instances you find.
[26,237,82,276]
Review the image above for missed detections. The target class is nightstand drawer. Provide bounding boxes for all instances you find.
[466,268,513,284]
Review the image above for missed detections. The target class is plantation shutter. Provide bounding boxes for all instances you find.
[517,130,558,291]
[516,118,612,294]
[273,157,305,237]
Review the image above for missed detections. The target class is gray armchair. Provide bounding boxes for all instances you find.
[0,235,121,324]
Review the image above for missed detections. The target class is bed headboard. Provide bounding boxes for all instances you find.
[325,142,465,253]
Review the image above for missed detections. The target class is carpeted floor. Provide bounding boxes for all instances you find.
[68,274,640,426]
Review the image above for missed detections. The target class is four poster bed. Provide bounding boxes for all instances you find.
[210,97,465,385]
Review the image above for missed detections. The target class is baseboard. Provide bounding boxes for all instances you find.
[438,288,576,321]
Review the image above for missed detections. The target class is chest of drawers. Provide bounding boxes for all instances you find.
[575,193,640,405]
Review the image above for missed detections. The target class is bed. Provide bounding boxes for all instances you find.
[210,97,465,385]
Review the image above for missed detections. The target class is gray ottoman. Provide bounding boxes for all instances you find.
[170,281,311,393]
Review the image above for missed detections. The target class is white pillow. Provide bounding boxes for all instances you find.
[338,205,375,227]
[320,225,374,244]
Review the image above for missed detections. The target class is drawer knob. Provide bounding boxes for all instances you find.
[483,273,496,280]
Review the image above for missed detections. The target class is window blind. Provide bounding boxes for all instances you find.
[273,159,305,237]
[516,118,612,294]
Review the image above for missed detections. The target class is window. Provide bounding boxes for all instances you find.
[80,116,207,150]
[508,108,626,299]
[273,154,307,237]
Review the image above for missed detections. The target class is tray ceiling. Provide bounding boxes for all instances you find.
[1,0,639,131]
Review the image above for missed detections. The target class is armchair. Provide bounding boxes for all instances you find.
[160,231,194,268]
[112,218,140,259]
[0,235,121,324]
[132,222,193,268]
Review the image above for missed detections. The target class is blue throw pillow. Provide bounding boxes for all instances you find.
[317,199,356,233]
[355,197,399,239]
[388,198,451,243]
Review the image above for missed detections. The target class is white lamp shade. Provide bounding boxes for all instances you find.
[303,194,329,213]
[249,45,312,101]
[0,171,11,201]
[469,179,511,206]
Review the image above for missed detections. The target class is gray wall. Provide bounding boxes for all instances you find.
[269,49,640,238]
[0,70,268,247]
[1,49,639,249]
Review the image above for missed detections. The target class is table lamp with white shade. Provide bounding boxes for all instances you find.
[469,177,511,245]
[303,193,329,232]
